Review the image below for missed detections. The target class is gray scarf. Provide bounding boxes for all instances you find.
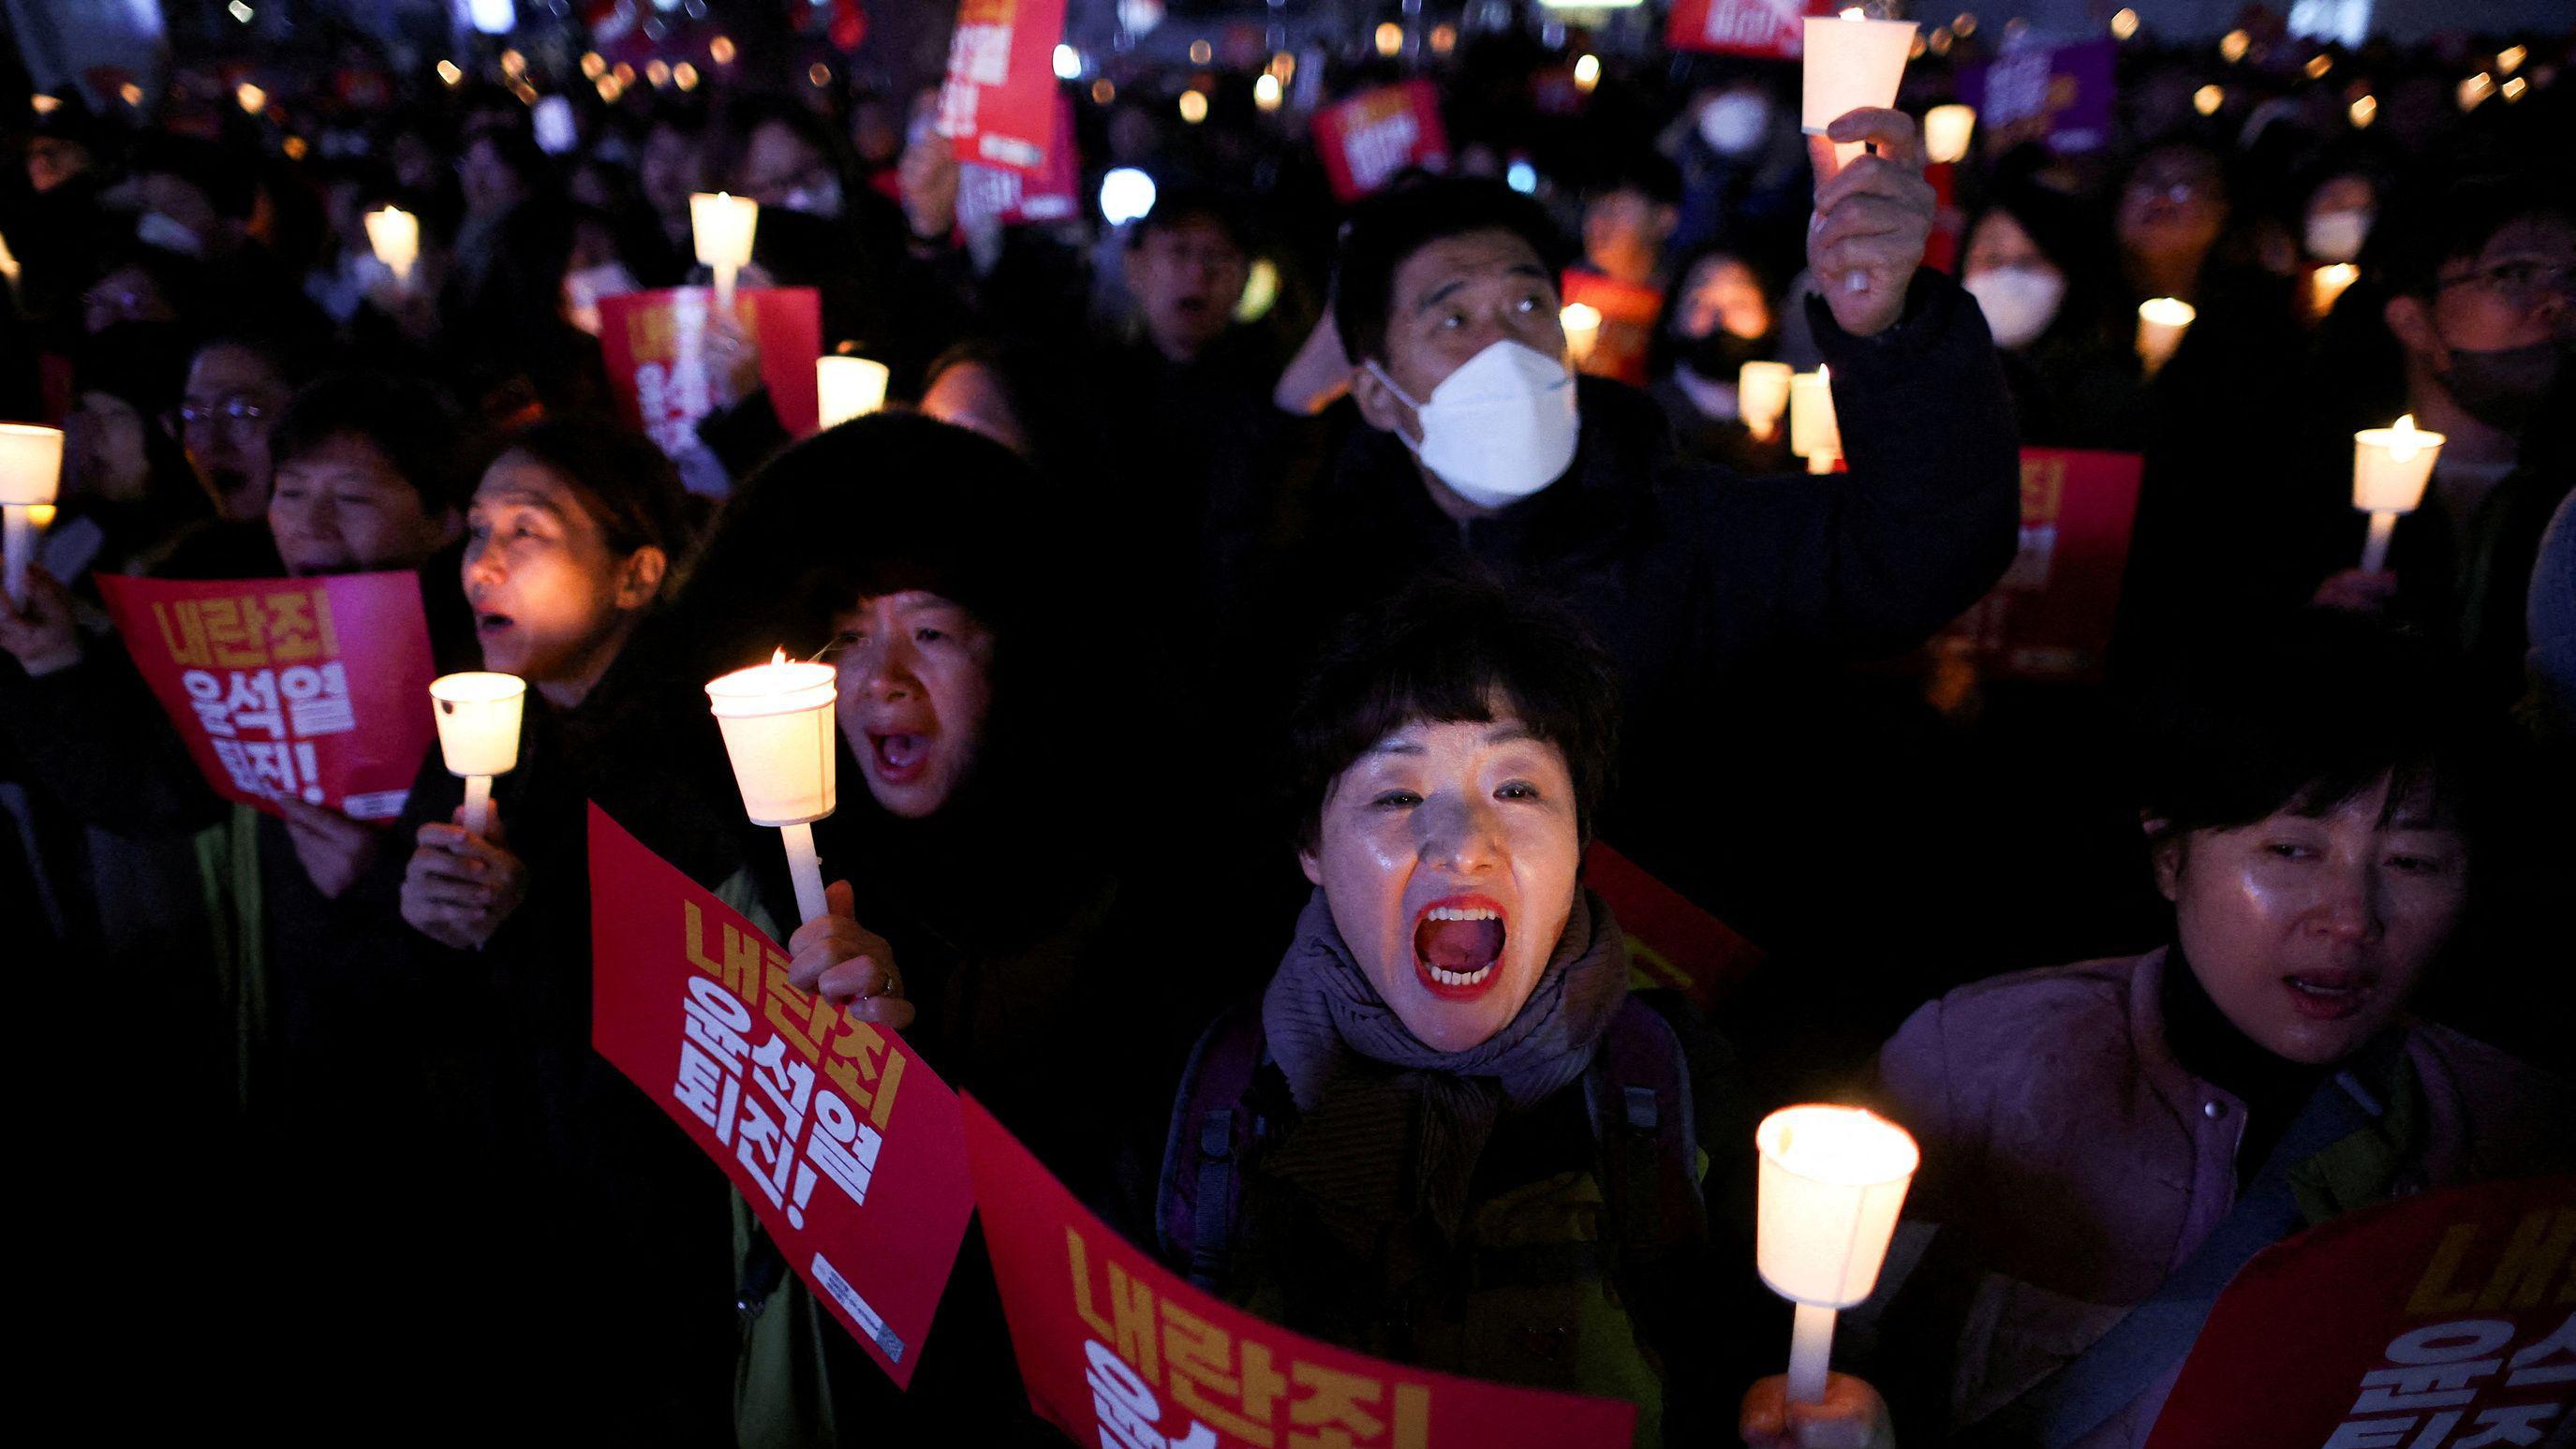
[1254,885,1629,1248]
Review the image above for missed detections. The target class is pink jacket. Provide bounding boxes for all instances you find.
[1871,948,2572,1447]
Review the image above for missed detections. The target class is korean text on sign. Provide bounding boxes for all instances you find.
[587,805,976,1390]
[961,1097,1638,1449]
[97,570,437,821]
[2147,1177,2576,1449]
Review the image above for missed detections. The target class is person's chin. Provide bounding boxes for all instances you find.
[861,769,951,820]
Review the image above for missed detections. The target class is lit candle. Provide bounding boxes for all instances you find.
[1923,103,1976,164]
[691,192,761,312]
[0,423,65,608]
[2309,262,2360,320]
[1789,366,1841,473]
[1803,8,1920,137]
[1755,1104,1920,1404]
[2135,296,2196,377]
[2352,413,2443,572]
[364,206,420,291]
[1740,361,1794,441]
[817,356,892,429]
[1561,303,1604,369]
[707,649,839,926]
[428,672,527,837]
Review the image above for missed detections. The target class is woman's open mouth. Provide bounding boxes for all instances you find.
[865,730,932,786]
[1413,895,1507,1000]
[2281,968,2376,1022]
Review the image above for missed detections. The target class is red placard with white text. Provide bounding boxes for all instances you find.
[962,1097,1640,1449]
[960,96,1081,228]
[588,806,976,1389]
[1313,81,1451,204]
[1666,0,1837,60]
[2144,1175,2575,1449]
[597,287,822,462]
[96,570,435,823]
[935,0,1069,178]
[1932,448,2142,682]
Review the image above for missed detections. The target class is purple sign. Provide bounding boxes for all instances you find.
[1960,37,2117,155]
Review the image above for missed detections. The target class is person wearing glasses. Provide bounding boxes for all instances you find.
[2311,175,2576,704]
[175,333,304,528]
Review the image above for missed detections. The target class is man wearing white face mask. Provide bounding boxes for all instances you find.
[1244,110,2020,915]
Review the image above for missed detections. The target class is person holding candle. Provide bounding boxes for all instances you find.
[2306,174,2574,703]
[388,418,740,1440]
[680,412,1184,1446]
[1855,613,2571,1447]
[1156,577,1768,1448]
[1646,244,1794,473]
[1247,137,2016,963]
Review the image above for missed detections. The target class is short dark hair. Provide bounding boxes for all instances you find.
[1128,184,1252,255]
[1287,575,1621,855]
[1331,176,1573,366]
[2371,171,2576,300]
[487,419,693,561]
[2136,611,2482,841]
[268,373,467,514]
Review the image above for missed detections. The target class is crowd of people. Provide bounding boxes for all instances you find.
[2,11,2570,1447]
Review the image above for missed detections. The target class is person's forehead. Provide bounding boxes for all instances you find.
[283,431,397,479]
[473,452,572,507]
[1394,229,1549,301]
[187,346,283,396]
[1367,715,1547,754]
[2478,214,2576,261]
[1143,215,1240,252]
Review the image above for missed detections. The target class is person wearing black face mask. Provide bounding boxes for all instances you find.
[2308,176,2575,703]
[1647,246,1792,473]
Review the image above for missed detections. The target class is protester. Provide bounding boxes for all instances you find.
[1858,613,2573,1446]
[4,17,2569,1446]
[1158,577,1761,1447]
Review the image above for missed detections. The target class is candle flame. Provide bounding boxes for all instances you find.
[1841,6,1866,17]
[771,646,788,666]
[1818,363,1830,382]
[2390,413,2420,463]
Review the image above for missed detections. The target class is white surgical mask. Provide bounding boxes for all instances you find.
[1962,265,2067,350]
[2304,208,2372,264]
[1698,94,1771,157]
[1369,340,1581,509]
[137,210,204,257]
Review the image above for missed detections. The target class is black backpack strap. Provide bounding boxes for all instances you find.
[1583,994,1708,1265]
[1157,1001,1274,1291]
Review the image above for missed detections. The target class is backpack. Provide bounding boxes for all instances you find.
[1154,992,1710,1300]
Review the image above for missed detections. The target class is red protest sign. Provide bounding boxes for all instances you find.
[1586,839,1765,1012]
[587,806,976,1388]
[96,571,435,822]
[2145,1175,2576,1449]
[960,96,1081,229]
[1666,0,1836,60]
[1313,81,1451,204]
[597,288,823,458]
[935,0,1069,178]
[962,1096,1640,1449]
[1932,448,2142,682]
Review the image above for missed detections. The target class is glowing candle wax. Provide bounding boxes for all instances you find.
[1755,1104,1921,1404]
[817,356,891,428]
[0,423,65,608]
[2351,413,2444,572]
[364,206,420,290]
[1790,366,1842,473]
[707,650,839,925]
[690,191,761,311]
[1740,361,1794,441]
[1561,303,1604,368]
[428,672,527,837]
[1803,8,1920,137]
[2136,296,2196,377]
